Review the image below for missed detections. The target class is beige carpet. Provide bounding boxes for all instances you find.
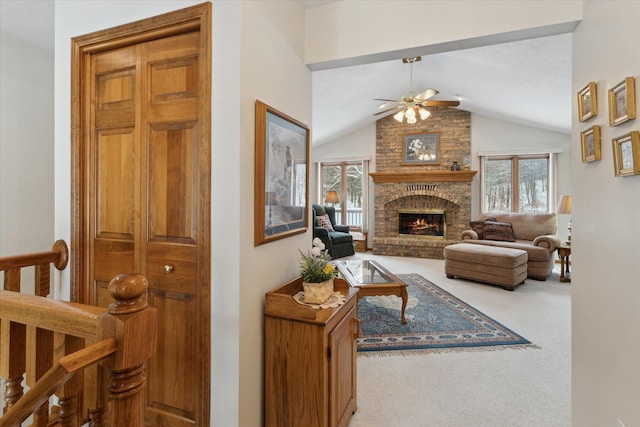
[347,252,571,427]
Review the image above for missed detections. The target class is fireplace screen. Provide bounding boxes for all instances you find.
[398,209,445,238]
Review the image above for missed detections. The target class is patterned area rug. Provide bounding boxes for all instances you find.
[357,274,537,355]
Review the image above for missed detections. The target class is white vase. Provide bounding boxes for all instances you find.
[302,278,334,304]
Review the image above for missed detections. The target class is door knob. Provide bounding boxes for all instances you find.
[163,264,174,274]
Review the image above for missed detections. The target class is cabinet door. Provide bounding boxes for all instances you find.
[329,305,358,427]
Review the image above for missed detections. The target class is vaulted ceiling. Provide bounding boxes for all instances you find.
[311,33,572,145]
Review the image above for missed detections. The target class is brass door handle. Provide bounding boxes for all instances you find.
[163,264,174,274]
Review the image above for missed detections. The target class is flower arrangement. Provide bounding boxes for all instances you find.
[299,238,336,283]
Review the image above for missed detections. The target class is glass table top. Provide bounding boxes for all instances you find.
[335,260,396,285]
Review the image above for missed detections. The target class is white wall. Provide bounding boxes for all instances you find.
[238,2,311,426]
[571,1,640,426]
[211,2,241,425]
[305,0,582,68]
[0,31,54,258]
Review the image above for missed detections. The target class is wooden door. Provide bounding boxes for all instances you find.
[71,5,211,426]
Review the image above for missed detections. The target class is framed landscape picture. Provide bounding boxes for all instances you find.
[612,131,640,177]
[254,100,310,245]
[578,81,598,122]
[608,77,636,126]
[403,132,440,165]
[580,125,601,163]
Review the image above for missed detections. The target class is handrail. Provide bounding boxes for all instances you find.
[0,338,117,427]
[0,291,104,338]
[0,240,68,271]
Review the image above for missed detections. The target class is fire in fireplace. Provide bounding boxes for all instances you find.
[398,209,446,238]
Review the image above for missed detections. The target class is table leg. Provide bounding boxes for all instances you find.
[560,255,566,282]
[400,287,408,324]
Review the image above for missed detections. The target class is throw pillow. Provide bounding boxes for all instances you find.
[316,214,334,232]
[469,217,497,239]
[482,221,516,242]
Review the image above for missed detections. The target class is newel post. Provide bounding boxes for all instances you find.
[99,274,157,426]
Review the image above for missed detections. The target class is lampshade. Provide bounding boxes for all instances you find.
[557,195,572,214]
[325,190,340,204]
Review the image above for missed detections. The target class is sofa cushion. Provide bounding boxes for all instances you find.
[469,217,497,239]
[480,212,557,241]
[316,214,334,231]
[482,221,516,242]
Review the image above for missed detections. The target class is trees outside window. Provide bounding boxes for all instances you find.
[482,155,549,213]
[319,161,368,230]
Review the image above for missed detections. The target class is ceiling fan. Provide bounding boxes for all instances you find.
[373,56,460,123]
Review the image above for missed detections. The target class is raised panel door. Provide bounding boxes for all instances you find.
[81,21,210,426]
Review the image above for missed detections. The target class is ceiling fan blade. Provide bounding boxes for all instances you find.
[422,100,460,107]
[373,98,403,103]
[414,89,439,101]
[373,105,404,116]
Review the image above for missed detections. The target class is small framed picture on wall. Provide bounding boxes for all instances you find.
[608,77,636,126]
[612,131,640,177]
[578,82,598,122]
[580,125,601,163]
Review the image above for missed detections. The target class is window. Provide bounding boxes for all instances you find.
[481,154,553,213]
[318,160,368,230]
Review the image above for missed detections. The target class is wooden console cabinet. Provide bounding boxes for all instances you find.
[265,277,359,427]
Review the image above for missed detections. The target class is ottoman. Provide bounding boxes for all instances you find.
[444,243,528,291]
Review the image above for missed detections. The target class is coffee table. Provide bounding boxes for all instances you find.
[335,259,408,324]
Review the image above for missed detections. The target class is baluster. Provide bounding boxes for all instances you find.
[28,263,55,426]
[1,268,26,413]
[3,376,24,410]
[101,273,157,427]
[55,335,84,427]
[85,359,109,426]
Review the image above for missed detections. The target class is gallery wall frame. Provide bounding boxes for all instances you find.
[254,100,310,246]
[580,125,601,163]
[612,131,640,177]
[608,77,636,127]
[402,132,441,165]
[578,81,598,122]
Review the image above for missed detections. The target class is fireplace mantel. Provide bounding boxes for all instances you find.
[369,170,477,183]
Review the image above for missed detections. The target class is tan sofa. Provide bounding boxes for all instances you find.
[460,212,561,280]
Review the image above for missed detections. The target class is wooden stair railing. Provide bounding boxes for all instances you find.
[0,242,157,427]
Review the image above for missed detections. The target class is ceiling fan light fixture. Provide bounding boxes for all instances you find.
[406,115,417,124]
[405,107,416,119]
[418,108,430,120]
[393,111,404,122]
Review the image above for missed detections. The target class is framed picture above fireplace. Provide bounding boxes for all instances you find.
[403,132,440,165]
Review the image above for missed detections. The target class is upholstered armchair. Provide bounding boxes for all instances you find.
[312,204,355,259]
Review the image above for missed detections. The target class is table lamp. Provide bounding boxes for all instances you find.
[557,195,572,245]
[325,190,339,206]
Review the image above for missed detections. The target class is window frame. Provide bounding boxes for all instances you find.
[480,152,556,213]
[317,160,368,231]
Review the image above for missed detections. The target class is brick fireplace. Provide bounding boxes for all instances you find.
[371,108,475,259]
